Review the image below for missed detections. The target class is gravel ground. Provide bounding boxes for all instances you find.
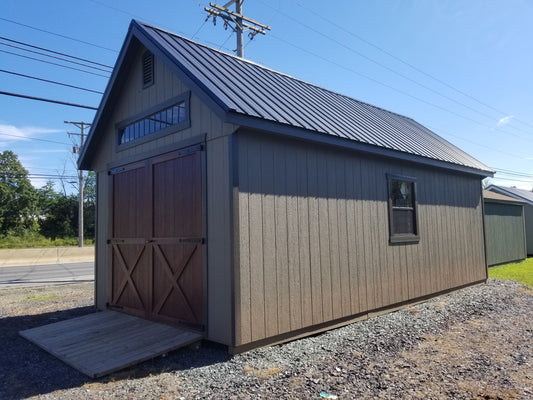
[0,279,532,399]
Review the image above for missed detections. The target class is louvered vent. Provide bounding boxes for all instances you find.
[142,51,154,87]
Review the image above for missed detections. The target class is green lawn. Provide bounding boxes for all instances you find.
[488,257,533,287]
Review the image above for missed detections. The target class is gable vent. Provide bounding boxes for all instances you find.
[142,51,154,88]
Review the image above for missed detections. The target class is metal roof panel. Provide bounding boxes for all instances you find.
[83,20,492,175]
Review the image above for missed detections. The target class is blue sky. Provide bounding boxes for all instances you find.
[1,0,532,192]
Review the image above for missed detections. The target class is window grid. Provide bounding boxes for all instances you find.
[119,102,186,145]
[388,175,419,243]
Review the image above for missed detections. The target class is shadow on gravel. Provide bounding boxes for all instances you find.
[0,307,95,400]
[0,307,232,399]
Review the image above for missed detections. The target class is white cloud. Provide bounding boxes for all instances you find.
[0,124,62,141]
[497,115,515,126]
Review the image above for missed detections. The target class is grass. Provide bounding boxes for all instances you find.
[488,257,533,287]
[0,232,94,249]
[26,294,57,302]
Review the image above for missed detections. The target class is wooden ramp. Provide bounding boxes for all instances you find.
[20,311,202,378]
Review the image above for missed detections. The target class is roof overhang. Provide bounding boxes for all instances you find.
[486,185,533,205]
[230,112,494,178]
[78,20,229,170]
[79,20,494,179]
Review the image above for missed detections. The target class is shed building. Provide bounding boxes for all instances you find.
[483,190,527,266]
[79,20,493,353]
[487,185,533,256]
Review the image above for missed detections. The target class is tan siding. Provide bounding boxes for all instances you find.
[326,154,342,320]
[95,171,110,310]
[206,136,233,344]
[235,132,487,346]
[235,137,251,345]
[286,147,302,331]
[88,44,238,345]
[296,148,313,328]
[307,150,323,324]
[273,145,291,334]
[90,43,237,172]
[246,137,266,341]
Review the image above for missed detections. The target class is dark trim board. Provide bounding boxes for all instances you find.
[19,311,202,378]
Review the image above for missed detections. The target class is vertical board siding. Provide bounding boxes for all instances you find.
[484,202,526,266]
[235,132,486,346]
[90,44,237,172]
[525,206,533,255]
[95,171,110,310]
[206,136,233,344]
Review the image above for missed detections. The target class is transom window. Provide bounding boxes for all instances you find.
[119,101,187,145]
[387,174,419,243]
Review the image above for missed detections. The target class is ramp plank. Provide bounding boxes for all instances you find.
[19,311,202,378]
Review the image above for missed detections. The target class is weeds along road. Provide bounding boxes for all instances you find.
[0,262,94,288]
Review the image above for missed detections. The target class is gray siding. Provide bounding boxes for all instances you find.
[526,205,533,255]
[234,131,486,347]
[484,201,526,266]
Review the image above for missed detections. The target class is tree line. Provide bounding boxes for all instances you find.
[0,150,94,244]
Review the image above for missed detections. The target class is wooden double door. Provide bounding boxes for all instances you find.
[108,146,203,331]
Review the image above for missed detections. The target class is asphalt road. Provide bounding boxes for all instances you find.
[0,262,94,288]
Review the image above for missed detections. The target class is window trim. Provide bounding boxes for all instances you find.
[116,92,191,152]
[387,173,420,244]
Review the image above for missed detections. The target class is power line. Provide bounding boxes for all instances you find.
[0,69,104,94]
[291,0,533,132]
[491,168,533,178]
[490,176,533,184]
[256,0,532,139]
[0,16,118,53]
[0,49,110,78]
[0,131,70,145]
[266,32,531,142]
[257,0,531,136]
[425,124,528,160]
[0,91,98,110]
[0,35,113,69]
[0,41,112,73]
[87,0,234,52]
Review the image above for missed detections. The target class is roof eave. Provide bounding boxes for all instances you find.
[227,112,494,178]
[78,22,139,170]
[78,20,231,170]
[486,185,533,205]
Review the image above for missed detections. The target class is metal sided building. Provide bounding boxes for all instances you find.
[483,190,527,266]
[78,20,493,353]
[486,185,533,256]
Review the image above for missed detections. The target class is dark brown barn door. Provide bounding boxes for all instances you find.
[109,146,203,331]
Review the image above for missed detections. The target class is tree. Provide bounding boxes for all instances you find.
[83,171,96,240]
[0,151,38,236]
[37,182,78,240]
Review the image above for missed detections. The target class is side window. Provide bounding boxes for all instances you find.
[387,174,419,243]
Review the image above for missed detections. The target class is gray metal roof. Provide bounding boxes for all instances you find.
[80,20,493,176]
[487,185,533,205]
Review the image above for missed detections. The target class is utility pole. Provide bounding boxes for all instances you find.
[204,0,271,58]
[65,121,90,248]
